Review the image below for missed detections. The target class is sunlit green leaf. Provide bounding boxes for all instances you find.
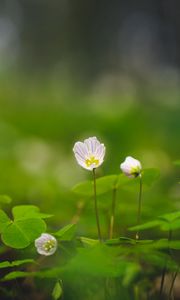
[0,210,11,233]
[2,218,46,248]
[12,205,52,220]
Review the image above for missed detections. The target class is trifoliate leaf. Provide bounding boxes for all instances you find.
[0,210,11,233]
[2,218,46,248]
[12,205,52,220]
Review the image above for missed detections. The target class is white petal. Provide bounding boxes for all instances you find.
[73,142,88,158]
[84,137,100,154]
[95,144,105,160]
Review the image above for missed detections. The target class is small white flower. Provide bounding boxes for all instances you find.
[73,136,105,171]
[35,233,57,256]
[120,156,142,178]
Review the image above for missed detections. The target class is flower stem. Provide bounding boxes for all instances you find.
[168,269,179,299]
[159,229,172,297]
[92,168,102,241]
[135,173,142,240]
[109,187,117,239]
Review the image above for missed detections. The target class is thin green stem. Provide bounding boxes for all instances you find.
[168,268,179,300]
[92,168,102,241]
[135,174,142,240]
[159,229,172,297]
[109,188,117,239]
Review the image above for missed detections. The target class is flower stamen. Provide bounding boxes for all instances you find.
[85,156,99,167]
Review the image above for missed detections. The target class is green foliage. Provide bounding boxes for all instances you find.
[52,280,63,300]
[0,205,47,248]
[0,259,34,269]
[1,271,33,281]
[129,211,180,232]
[55,224,76,241]
[72,169,160,198]
[0,195,12,205]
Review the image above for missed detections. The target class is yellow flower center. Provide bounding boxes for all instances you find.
[43,240,55,252]
[85,156,99,167]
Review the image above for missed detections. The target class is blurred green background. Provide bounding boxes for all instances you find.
[0,0,179,239]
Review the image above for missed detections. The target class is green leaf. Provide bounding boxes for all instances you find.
[129,220,162,232]
[173,160,180,166]
[0,195,12,205]
[105,237,136,246]
[65,244,138,277]
[0,210,11,233]
[72,175,122,197]
[79,237,99,247]
[2,218,46,248]
[72,181,93,197]
[52,280,63,300]
[141,168,160,187]
[55,224,76,241]
[158,211,180,223]
[0,259,34,269]
[1,271,33,281]
[12,205,52,220]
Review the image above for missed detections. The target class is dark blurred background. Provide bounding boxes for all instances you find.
[0,0,179,231]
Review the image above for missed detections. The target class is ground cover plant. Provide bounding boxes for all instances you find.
[0,136,179,300]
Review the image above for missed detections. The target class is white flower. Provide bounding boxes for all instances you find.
[120,156,142,178]
[35,233,57,256]
[73,136,105,171]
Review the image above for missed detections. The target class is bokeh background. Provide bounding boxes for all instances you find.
[0,0,179,237]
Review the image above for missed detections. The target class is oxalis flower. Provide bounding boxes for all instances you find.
[35,233,57,256]
[120,156,142,178]
[73,136,105,171]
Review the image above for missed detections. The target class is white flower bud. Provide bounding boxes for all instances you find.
[120,156,142,178]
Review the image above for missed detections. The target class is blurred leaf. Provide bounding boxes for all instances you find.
[105,237,136,246]
[1,271,32,281]
[129,211,180,232]
[129,220,162,232]
[173,160,180,166]
[0,210,11,233]
[122,263,141,287]
[2,218,46,248]
[55,224,76,241]
[65,244,138,277]
[52,280,63,300]
[12,205,52,220]
[158,211,180,223]
[0,195,12,205]
[79,237,99,247]
[0,259,34,269]
[72,175,118,197]
[141,168,160,187]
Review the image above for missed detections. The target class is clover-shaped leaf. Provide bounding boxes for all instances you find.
[0,205,47,249]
